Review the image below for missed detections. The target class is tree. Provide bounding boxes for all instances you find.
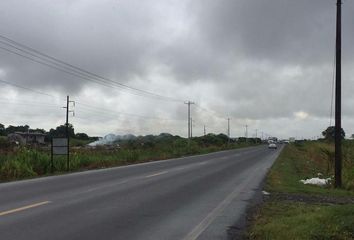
[75,133,89,140]
[322,126,345,141]
[48,124,75,138]
[0,123,5,136]
[5,125,29,134]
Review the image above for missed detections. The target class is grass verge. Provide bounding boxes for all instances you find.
[0,139,260,182]
[247,141,354,239]
[249,202,354,240]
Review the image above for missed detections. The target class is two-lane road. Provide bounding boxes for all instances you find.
[0,145,282,240]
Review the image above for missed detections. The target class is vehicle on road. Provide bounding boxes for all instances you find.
[268,143,277,149]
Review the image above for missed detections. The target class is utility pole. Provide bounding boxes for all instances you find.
[63,95,75,171]
[190,117,193,138]
[227,118,230,144]
[204,125,206,136]
[245,125,248,141]
[255,129,258,143]
[335,0,342,188]
[184,101,194,139]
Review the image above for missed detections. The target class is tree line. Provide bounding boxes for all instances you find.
[0,123,98,141]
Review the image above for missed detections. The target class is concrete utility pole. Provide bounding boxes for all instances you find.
[227,118,230,143]
[335,0,342,188]
[63,95,75,171]
[190,117,193,138]
[184,101,194,139]
[245,125,248,141]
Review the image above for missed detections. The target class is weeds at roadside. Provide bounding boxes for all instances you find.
[246,141,354,240]
[0,140,260,182]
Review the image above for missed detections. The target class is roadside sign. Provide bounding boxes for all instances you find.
[51,138,69,172]
[52,138,68,155]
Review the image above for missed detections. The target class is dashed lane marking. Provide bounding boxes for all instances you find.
[0,201,51,217]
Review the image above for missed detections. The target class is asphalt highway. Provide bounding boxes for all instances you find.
[0,145,282,240]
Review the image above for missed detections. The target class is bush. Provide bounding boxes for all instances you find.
[0,137,11,149]
[0,136,262,181]
[0,159,37,180]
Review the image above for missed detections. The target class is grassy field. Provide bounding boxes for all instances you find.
[0,138,259,182]
[249,202,354,240]
[266,141,354,195]
[247,141,354,240]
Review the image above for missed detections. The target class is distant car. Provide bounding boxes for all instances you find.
[268,143,277,149]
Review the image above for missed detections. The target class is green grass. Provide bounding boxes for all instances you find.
[266,141,354,196]
[249,202,354,240]
[0,140,260,182]
[247,141,354,239]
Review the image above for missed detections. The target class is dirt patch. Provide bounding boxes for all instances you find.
[266,192,354,205]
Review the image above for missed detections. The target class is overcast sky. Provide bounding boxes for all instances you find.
[0,0,353,139]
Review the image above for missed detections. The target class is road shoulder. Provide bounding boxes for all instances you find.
[243,142,354,239]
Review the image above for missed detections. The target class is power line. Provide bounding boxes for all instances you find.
[0,46,154,100]
[194,103,226,120]
[0,100,59,108]
[72,114,184,136]
[0,34,185,103]
[75,101,184,122]
[0,76,185,123]
[0,78,57,98]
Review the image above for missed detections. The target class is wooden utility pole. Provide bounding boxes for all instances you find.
[335,0,342,187]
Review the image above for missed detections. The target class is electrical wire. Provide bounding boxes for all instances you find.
[0,76,186,125]
[194,103,227,120]
[0,32,232,135]
[0,34,185,103]
[0,78,57,98]
[0,100,59,108]
[75,101,184,122]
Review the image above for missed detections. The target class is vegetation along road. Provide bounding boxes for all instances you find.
[0,145,282,240]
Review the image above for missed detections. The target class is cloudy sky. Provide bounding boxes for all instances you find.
[0,0,353,139]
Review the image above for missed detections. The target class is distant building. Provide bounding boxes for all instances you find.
[7,132,46,145]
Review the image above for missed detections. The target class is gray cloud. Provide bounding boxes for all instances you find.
[0,0,353,139]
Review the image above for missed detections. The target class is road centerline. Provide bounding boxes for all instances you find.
[145,171,169,178]
[0,201,51,217]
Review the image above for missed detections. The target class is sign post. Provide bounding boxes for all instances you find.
[51,138,69,173]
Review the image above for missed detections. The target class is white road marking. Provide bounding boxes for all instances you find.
[145,171,169,178]
[0,201,51,217]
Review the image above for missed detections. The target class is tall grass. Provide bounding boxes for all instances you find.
[0,140,259,182]
[266,140,354,194]
[248,141,354,239]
